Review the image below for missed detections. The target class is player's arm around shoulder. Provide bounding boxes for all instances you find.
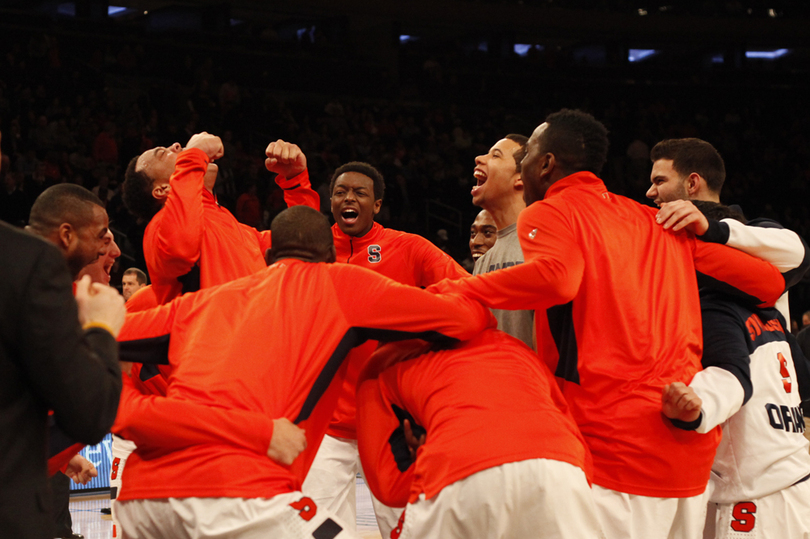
[332,262,495,342]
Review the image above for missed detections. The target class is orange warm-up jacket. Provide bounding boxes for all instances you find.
[114,259,494,501]
[356,330,591,506]
[326,222,470,439]
[144,147,319,305]
[429,171,785,498]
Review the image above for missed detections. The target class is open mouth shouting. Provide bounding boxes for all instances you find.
[471,168,487,197]
[341,207,360,226]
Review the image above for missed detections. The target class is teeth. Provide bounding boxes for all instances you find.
[473,170,486,180]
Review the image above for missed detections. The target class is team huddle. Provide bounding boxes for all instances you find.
[91,109,810,538]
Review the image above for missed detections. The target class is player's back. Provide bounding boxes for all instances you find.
[523,172,713,497]
[119,260,376,501]
[703,296,810,503]
[118,257,491,502]
[358,330,590,505]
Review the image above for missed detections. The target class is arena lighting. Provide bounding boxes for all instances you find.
[711,54,724,64]
[746,49,790,59]
[399,35,419,43]
[108,6,127,16]
[628,49,658,62]
[56,2,75,16]
[514,44,544,56]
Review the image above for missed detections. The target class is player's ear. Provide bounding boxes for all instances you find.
[57,223,75,251]
[686,173,702,196]
[513,172,524,191]
[372,198,382,216]
[152,182,170,201]
[326,245,336,264]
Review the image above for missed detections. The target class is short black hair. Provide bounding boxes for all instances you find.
[269,205,334,262]
[122,155,163,221]
[28,184,105,235]
[691,200,746,224]
[650,138,726,195]
[329,162,385,201]
[124,267,148,285]
[505,133,529,173]
[541,109,609,175]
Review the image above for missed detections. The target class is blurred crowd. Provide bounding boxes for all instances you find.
[1,19,809,322]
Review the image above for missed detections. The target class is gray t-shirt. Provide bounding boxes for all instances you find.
[473,222,535,349]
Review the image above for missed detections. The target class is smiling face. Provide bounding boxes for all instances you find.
[77,231,121,285]
[647,159,689,206]
[471,138,523,209]
[330,171,381,237]
[469,210,497,261]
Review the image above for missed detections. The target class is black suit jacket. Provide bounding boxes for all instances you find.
[0,221,121,539]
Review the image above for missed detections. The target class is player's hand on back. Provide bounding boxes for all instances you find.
[268,418,307,466]
[656,200,709,236]
[186,132,224,161]
[265,139,307,179]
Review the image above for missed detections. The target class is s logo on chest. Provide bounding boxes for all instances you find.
[368,245,382,263]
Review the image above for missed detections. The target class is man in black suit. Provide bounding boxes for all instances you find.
[0,184,125,539]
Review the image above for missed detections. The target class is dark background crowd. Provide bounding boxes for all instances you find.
[2,0,810,325]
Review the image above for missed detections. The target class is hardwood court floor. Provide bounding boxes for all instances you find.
[69,475,383,539]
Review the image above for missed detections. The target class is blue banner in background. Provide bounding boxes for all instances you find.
[70,433,112,491]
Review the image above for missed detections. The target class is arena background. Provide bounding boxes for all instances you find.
[2,1,809,327]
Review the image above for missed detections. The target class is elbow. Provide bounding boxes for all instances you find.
[759,274,786,308]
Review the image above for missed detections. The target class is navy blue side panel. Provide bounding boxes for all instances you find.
[547,301,579,384]
[178,263,201,295]
[119,334,170,365]
[139,363,162,382]
[294,328,459,424]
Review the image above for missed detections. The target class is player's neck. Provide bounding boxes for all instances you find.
[485,196,525,231]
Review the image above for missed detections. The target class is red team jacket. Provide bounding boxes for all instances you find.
[326,222,469,439]
[356,330,591,506]
[430,171,785,498]
[115,259,494,501]
[144,148,319,305]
